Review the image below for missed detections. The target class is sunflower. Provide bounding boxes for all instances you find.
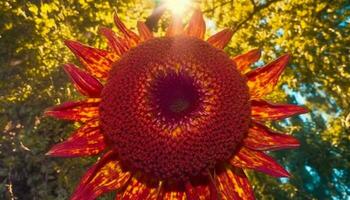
[45,9,308,200]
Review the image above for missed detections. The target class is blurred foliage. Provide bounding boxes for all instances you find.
[0,0,349,199]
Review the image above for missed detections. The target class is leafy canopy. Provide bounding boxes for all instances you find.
[0,0,349,199]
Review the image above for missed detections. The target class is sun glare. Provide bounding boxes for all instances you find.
[163,0,191,16]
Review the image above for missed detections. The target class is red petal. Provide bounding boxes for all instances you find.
[114,13,140,46]
[251,100,309,121]
[44,99,100,122]
[185,182,199,200]
[207,29,233,49]
[230,146,290,177]
[208,172,221,200]
[99,27,130,56]
[166,16,184,36]
[216,166,255,200]
[185,180,211,200]
[65,40,115,79]
[185,9,206,39]
[71,151,131,200]
[246,54,290,99]
[232,49,261,74]
[46,120,106,157]
[244,121,300,151]
[137,21,154,41]
[120,174,158,200]
[63,64,103,97]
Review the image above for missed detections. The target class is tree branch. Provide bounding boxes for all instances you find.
[232,0,282,34]
[250,0,257,9]
[144,0,281,33]
[203,1,232,14]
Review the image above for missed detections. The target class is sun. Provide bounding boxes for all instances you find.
[163,0,191,16]
[45,8,308,199]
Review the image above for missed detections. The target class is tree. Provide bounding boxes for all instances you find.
[0,0,349,199]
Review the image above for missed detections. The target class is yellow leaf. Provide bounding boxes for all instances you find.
[28,3,38,15]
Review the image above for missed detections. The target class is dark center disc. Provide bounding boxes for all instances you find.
[100,36,251,181]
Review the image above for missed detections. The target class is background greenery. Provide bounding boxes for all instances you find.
[0,0,349,199]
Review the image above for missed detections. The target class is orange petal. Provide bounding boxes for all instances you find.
[246,54,290,99]
[216,166,255,200]
[244,121,300,151]
[166,16,184,36]
[163,191,187,200]
[114,13,140,46]
[44,99,100,122]
[232,49,261,74]
[63,64,103,97]
[46,120,106,157]
[137,21,154,41]
[120,174,158,200]
[185,9,206,39]
[99,27,130,56]
[160,183,187,200]
[71,151,131,200]
[251,100,309,121]
[230,146,290,177]
[65,40,115,79]
[207,29,233,49]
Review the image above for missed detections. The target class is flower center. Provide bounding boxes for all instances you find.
[150,71,200,122]
[100,36,251,181]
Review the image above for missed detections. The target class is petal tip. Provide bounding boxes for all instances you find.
[300,106,310,114]
[45,150,53,156]
[98,26,109,35]
[281,53,291,63]
[64,40,83,54]
[45,145,63,157]
[293,139,301,148]
[280,169,291,178]
[271,165,291,178]
[63,63,74,72]
[255,48,262,56]
[223,28,234,37]
[45,149,61,157]
[290,105,310,117]
[64,39,77,48]
[207,28,234,49]
[43,109,54,117]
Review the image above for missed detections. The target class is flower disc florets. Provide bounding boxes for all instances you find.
[100,36,251,181]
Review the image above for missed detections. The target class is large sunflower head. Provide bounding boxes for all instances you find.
[46,8,308,199]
